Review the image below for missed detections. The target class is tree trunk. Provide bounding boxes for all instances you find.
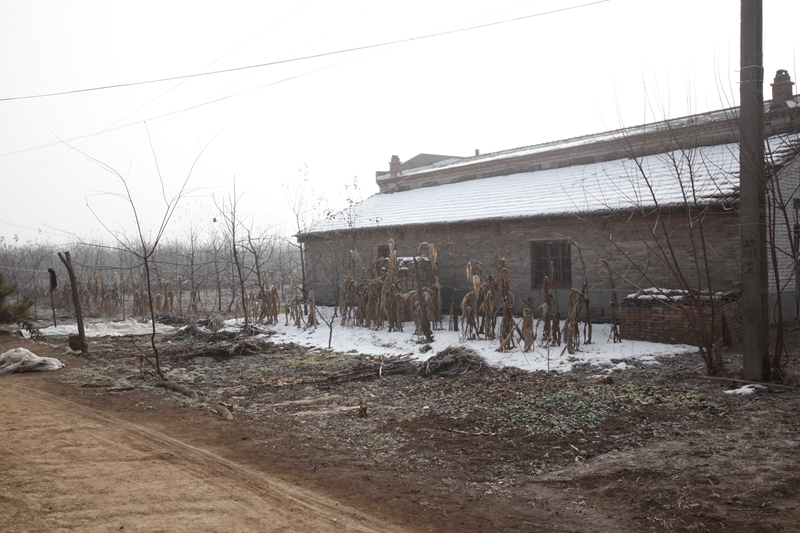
[57,252,88,353]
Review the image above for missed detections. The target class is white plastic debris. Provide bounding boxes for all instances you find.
[724,384,768,395]
[0,347,65,375]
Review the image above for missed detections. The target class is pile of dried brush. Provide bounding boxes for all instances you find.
[318,354,418,384]
[418,346,491,377]
[163,332,278,359]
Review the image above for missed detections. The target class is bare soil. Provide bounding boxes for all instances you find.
[2,325,799,532]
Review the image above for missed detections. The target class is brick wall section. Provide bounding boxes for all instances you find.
[302,209,742,313]
[620,291,742,346]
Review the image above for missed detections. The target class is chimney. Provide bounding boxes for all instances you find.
[770,70,794,109]
[475,149,480,156]
[389,155,401,177]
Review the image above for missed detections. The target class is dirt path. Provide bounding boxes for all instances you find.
[0,376,408,533]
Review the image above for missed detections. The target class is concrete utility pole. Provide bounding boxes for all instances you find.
[739,0,770,381]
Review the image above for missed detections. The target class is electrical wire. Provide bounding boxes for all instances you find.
[0,1,608,103]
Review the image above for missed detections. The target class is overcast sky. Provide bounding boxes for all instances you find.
[1,0,798,245]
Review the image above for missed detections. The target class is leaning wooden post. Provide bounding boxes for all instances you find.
[47,267,58,327]
[57,252,88,352]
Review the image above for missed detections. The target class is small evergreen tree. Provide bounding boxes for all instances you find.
[0,272,32,324]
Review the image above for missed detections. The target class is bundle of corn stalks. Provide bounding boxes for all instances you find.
[423,277,443,330]
[520,296,537,351]
[495,256,516,352]
[418,243,443,329]
[187,290,201,315]
[306,296,319,329]
[460,262,498,340]
[460,265,479,340]
[339,271,359,326]
[258,286,281,325]
[285,271,306,327]
[538,276,560,346]
[561,288,584,354]
[131,277,149,318]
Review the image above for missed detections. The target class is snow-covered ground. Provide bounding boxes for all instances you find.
[29,320,177,338]
[29,308,698,373]
[239,307,696,374]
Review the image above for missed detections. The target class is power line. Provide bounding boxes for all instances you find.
[0,1,609,103]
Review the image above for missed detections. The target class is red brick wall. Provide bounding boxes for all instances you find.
[301,209,742,315]
[619,292,742,346]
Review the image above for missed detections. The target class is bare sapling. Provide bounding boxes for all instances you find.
[600,259,622,343]
[214,182,251,332]
[76,131,211,380]
[763,136,800,380]
[571,240,592,345]
[448,244,459,332]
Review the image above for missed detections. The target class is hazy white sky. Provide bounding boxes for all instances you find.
[1,0,798,245]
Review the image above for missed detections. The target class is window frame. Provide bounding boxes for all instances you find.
[530,241,572,289]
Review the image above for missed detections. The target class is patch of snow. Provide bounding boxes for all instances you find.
[31,320,177,338]
[261,306,695,373]
[638,356,662,366]
[602,361,634,374]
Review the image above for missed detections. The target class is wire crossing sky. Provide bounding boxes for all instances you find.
[0,0,797,244]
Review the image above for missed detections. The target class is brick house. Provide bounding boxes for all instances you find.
[297,71,800,326]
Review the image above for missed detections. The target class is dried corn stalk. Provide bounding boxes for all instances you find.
[561,288,584,354]
[460,290,478,340]
[339,271,358,326]
[187,290,200,315]
[538,275,553,344]
[286,271,305,327]
[521,297,536,351]
[496,256,516,351]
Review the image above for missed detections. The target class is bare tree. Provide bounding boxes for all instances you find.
[214,181,252,330]
[77,133,210,380]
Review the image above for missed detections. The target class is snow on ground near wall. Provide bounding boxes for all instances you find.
[232,307,697,373]
[29,320,177,338]
[26,311,696,373]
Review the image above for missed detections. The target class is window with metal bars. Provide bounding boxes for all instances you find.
[375,244,390,258]
[531,241,572,288]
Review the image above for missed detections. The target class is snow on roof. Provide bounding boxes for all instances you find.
[303,135,800,236]
[375,99,800,182]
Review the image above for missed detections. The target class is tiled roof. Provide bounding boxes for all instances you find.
[375,98,800,183]
[302,134,800,236]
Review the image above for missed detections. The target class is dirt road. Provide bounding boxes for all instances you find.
[0,375,407,533]
[3,334,799,533]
